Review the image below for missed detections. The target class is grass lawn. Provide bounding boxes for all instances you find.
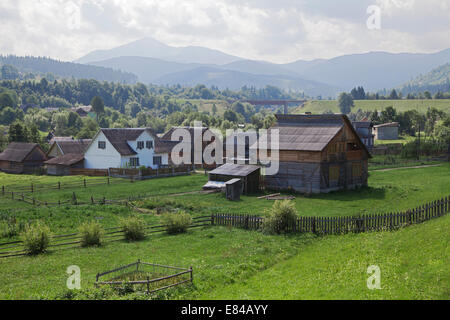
[294,99,450,114]
[204,214,450,300]
[0,165,449,300]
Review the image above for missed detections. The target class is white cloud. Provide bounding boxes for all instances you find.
[0,0,448,63]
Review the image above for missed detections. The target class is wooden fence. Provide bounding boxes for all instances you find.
[0,216,211,258]
[109,165,192,180]
[95,260,193,295]
[211,196,449,235]
[69,168,109,176]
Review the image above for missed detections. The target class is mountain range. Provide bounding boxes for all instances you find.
[76,37,450,97]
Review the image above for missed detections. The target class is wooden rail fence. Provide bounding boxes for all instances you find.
[95,260,193,295]
[0,216,211,258]
[211,196,450,235]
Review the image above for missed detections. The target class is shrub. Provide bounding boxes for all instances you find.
[79,221,104,247]
[263,200,298,234]
[162,211,192,234]
[21,222,51,255]
[120,215,146,241]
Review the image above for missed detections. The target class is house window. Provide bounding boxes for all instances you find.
[137,141,144,150]
[129,157,140,167]
[153,156,162,166]
[146,141,153,149]
[98,141,106,149]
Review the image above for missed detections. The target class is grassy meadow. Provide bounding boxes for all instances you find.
[293,99,450,114]
[0,163,449,300]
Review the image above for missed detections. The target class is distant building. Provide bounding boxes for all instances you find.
[352,121,374,150]
[373,122,399,140]
[83,128,177,169]
[44,154,85,176]
[0,142,47,174]
[71,105,92,117]
[207,163,260,194]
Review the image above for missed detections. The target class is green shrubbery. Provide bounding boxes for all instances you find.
[162,212,192,234]
[0,219,26,238]
[79,221,104,247]
[21,222,51,255]
[263,200,298,234]
[120,215,146,241]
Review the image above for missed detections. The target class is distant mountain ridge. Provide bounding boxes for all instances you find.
[398,63,450,95]
[76,37,242,65]
[77,37,450,96]
[0,55,137,84]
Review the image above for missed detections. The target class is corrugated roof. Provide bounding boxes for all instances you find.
[44,153,84,166]
[0,142,42,162]
[374,122,399,128]
[209,163,260,177]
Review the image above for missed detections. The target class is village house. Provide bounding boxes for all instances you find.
[373,122,399,140]
[83,128,177,169]
[161,126,219,167]
[0,142,48,174]
[352,120,374,150]
[255,114,371,193]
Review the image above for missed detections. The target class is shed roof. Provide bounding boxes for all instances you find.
[209,163,260,177]
[44,153,84,166]
[0,142,43,162]
[373,122,399,128]
[53,139,91,155]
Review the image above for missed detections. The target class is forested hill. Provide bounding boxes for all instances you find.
[0,55,138,84]
[399,63,450,95]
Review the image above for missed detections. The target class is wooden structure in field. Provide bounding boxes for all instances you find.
[208,163,260,194]
[44,154,84,176]
[256,114,371,193]
[241,99,306,115]
[0,142,47,174]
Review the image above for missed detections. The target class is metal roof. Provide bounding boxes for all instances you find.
[209,163,260,177]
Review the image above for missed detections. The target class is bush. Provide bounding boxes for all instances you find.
[120,216,146,241]
[263,200,298,234]
[79,221,104,247]
[162,212,192,234]
[21,222,51,255]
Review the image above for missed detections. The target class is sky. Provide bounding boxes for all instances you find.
[0,0,449,63]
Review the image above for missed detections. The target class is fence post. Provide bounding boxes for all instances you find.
[91,196,94,204]
[1,186,4,196]
[107,177,110,185]
[84,179,86,188]
[312,217,316,234]
[190,266,193,283]
[147,276,150,294]
[31,183,33,193]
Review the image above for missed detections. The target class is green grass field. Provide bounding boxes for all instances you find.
[294,99,450,114]
[0,164,449,300]
[204,214,450,300]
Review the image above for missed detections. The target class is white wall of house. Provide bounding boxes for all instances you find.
[84,131,122,169]
[84,130,170,169]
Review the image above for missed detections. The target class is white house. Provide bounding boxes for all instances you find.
[84,128,177,169]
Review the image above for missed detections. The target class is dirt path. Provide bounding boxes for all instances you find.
[371,164,443,172]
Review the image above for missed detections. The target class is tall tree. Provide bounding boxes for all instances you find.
[338,92,354,114]
[90,96,105,122]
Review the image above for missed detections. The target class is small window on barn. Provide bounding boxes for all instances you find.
[146,141,153,149]
[137,141,144,150]
[329,166,340,181]
[352,163,362,177]
[98,141,106,149]
[347,142,360,151]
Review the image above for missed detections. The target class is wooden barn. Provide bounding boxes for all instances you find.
[207,163,260,194]
[255,114,371,193]
[47,139,91,158]
[0,142,47,174]
[44,154,84,176]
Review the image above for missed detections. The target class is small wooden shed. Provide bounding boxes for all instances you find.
[208,163,260,194]
[44,154,84,176]
[0,142,47,174]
